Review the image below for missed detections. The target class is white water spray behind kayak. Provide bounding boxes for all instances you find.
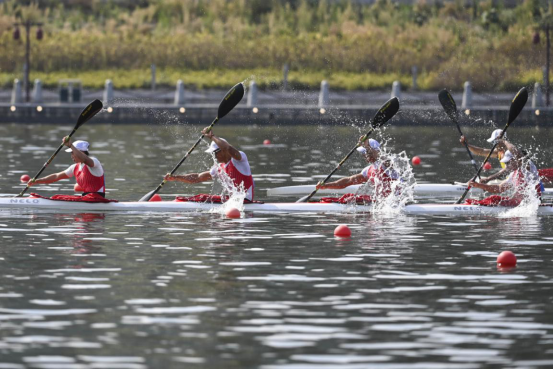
[355,150,416,216]
[208,156,246,215]
[500,158,542,218]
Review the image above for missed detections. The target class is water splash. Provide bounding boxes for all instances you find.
[499,159,542,218]
[355,150,416,216]
[208,156,246,215]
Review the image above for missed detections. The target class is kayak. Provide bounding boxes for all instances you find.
[267,184,554,199]
[0,197,552,216]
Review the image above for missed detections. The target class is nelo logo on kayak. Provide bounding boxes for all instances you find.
[10,199,40,204]
[454,206,481,212]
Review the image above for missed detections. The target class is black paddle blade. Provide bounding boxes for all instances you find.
[438,89,457,120]
[76,99,103,129]
[371,97,400,128]
[138,189,156,202]
[507,87,528,125]
[217,82,245,119]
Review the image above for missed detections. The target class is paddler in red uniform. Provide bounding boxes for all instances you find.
[460,128,523,183]
[27,137,107,197]
[466,150,543,206]
[164,127,255,201]
[316,137,398,197]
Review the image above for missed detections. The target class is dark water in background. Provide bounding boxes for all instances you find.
[0,123,551,369]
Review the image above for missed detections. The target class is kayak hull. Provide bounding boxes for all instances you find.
[266,184,554,198]
[0,198,551,216]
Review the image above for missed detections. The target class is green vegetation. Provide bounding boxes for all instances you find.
[0,0,551,91]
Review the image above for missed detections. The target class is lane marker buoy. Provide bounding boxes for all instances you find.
[334,225,351,237]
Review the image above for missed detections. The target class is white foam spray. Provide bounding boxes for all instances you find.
[499,158,542,218]
[354,150,416,216]
[208,156,246,215]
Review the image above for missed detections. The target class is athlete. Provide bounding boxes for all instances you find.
[27,138,107,197]
[460,129,517,183]
[164,127,255,201]
[466,150,543,206]
[316,137,398,197]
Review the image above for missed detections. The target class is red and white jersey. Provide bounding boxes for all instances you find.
[360,161,398,197]
[65,157,105,193]
[210,151,254,201]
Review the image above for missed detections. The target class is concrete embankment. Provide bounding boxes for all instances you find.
[0,88,551,126]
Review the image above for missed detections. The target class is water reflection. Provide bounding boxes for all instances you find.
[0,124,551,368]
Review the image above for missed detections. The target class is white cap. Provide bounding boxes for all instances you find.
[487,129,506,143]
[357,139,380,154]
[204,138,228,154]
[65,140,89,152]
[500,150,514,163]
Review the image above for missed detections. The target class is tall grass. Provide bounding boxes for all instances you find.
[0,0,551,91]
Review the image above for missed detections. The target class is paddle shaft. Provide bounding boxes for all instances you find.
[453,122,481,176]
[300,128,375,203]
[17,128,79,197]
[456,134,503,204]
[142,117,219,201]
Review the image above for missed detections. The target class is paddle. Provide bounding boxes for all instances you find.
[455,87,528,204]
[296,97,400,203]
[139,82,245,202]
[438,89,481,178]
[17,99,103,197]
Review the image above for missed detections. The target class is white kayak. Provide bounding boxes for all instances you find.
[0,197,551,216]
[267,184,554,199]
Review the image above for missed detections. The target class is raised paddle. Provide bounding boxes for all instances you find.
[296,97,400,203]
[139,82,245,202]
[455,87,528,204]
[438,89,481,178]
[17,99,103,197]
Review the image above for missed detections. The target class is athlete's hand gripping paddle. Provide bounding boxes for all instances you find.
[139,82,245,202]
[455,87,528,204]
[296,97,400,203]
[17,99,103,197]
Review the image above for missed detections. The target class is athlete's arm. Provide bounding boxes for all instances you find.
[63,136,94,167]
[480,168,508,184]
[317,174,366,190]
[468,178,511,194]
[164,171,213,184]
[28,171,70,185]
[202,128,241,161]
[460,135,496,157]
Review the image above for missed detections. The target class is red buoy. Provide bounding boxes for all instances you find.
[74,183,83,192]
[497,251,517,267]
[149,194,162,202]
[20,174,30,183]
[263,139,271,145]
[334,225,351,237]
[411,156,421,166]
[226,207,241,218]
[483,162,492,171]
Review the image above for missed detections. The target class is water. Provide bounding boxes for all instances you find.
[0,123,551,368]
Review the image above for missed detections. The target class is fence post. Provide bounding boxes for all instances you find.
[462,81,472,109]
[104,79,113,105]
[318,80,329,108]
[174,80,185,106]
[532,82,543,108]
[247,80,258,108]
[391,81,401,99]
[11,79,22,104]
[283,63,289,91]
[32,79,43,103]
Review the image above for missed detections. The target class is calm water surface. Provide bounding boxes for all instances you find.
[0,123,551,369]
